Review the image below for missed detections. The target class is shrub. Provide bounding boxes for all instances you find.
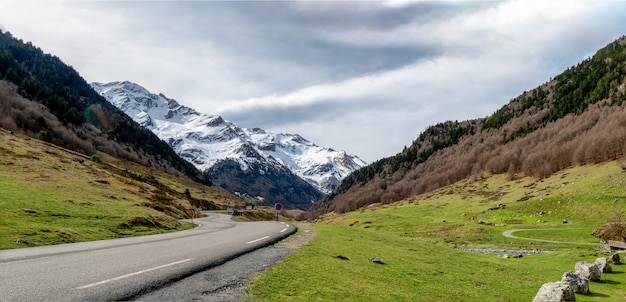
[37,130,51,142]
[90,154,102,163]
[593,211,626,242]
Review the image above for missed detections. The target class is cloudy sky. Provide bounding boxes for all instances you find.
[1,1,625,162]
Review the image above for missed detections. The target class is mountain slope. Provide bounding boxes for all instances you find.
[300,35,626,220]
[0,125,243,249]
[0,30,207,184]
[91,81,366,208]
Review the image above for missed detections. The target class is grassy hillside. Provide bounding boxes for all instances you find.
[302,35,626,220]
[250,162,626,301]
[0,128,243,250]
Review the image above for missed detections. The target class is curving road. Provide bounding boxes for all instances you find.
[502,228,599,245]
[0,214,296,301]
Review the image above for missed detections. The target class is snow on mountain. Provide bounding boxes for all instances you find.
[90,81,367,194]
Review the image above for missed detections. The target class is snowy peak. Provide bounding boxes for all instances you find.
[91,81,199,127]
[244,130,366,192]
[91,81,367,195]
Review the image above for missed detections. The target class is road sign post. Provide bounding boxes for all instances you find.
[274,203,283,221]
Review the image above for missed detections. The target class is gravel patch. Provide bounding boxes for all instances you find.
[461,248,548,255]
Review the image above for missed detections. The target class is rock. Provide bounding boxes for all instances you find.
[532,281,575,302]
[369,257,385,264]
[20,208,38,214]
[575,261,602,282]
[561,270,589,294]
[599,244,611,253]
[608,253,621,265]
[594,257,612,273]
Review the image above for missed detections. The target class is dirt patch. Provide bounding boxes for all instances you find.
[274,223,317,249]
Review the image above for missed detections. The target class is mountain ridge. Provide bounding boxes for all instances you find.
[91,81,366,208]
[300,35,626,220]
[0,30,207,185]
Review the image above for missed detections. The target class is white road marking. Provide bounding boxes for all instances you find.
[246,236,270,244]
[280,228,288,233]
[74,258,194,289]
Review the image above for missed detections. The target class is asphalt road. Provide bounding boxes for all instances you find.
[0,214,296,301]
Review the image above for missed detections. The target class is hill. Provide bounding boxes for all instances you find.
[0,127,243,249]
[0,30,207,185]
[300,35,626,221]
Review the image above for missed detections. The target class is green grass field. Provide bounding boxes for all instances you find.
[0,128,242,249]
[249,162,626,301]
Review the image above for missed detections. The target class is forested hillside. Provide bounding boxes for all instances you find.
[0,30,207,184]
[301,35,626,221]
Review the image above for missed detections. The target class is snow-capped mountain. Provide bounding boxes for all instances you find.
[90,81,366,202]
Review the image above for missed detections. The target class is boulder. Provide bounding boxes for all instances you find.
[575,261,602,282]
[608,253,621,265]
[561,270,589,294]
[532,281,576,302]
[594,257,612,273]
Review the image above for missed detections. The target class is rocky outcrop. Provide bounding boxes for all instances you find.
[205,158,324,210]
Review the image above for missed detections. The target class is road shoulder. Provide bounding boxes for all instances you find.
[134,223,316,301]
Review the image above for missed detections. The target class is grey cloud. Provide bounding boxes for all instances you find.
[2,1,626,163]
[220,95,400,129]
[104,1,463,92]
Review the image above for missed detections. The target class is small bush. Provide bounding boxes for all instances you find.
[90,154,102,163]
[36,130,51,142]
[593,211,626,242]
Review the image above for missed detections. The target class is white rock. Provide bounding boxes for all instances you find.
[532,281,575,302]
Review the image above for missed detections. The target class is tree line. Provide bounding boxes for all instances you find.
[0,30,209,185]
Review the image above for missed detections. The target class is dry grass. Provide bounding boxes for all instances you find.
[0,127,242,249]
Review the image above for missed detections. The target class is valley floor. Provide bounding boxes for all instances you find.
[247,162,626,301]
